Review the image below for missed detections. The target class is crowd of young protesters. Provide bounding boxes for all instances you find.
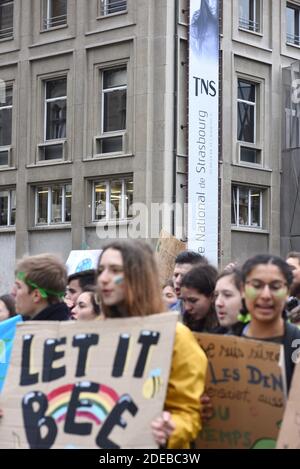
[0,242,300,447]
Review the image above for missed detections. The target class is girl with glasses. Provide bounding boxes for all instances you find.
[236,254,300,392]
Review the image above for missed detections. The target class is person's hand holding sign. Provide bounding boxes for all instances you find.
[200,393,214,422]
[151,411,176,446]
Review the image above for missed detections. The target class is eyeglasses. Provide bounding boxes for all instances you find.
[245,280,288,295]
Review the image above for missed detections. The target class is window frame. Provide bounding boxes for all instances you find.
[44,77,67,142]
[34,183,71,226]
[237,77,263,165]
[286,2,300,46]
[93,66,127,156]
[239,0,261,33]
[42,0,67,30]
[231,185,263,229]
[37,76,67,162]
[99,0,127,17]
[101,66,127,135]
[0,187,16,227]
[0,81,13,167]
[92,177,133,222]
[0,0,14,40]
[237,78,256,144]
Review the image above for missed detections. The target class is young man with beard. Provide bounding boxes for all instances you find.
[171,251,207,314]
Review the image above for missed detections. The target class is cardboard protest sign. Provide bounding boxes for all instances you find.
[155,230,186,285]
[277,359,300,449]
[0,313,177,449]
[0,315,23,393]
[195,334,285,449]
[65,250,102,275]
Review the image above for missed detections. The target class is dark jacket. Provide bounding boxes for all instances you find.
[213,322,248,335]
[24,302,69,321]
[283,321,300,392]
[233,320,300,393]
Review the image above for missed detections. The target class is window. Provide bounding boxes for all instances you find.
[239,0,260,32]
[102,67,126,133]
[284,65,300,149]
[0,0,13,40]
[96,67,127,154]
[42,0,67,30]
[35,183,71,225]
[237,79,261,164]
[39,77,67,161]
[286,3,300,45]
[93,178,133,221]
[0,82,12,166]
[231,186,262,228]
[45,78,66,140]
[99,0,127,16]
[0,189,15,226]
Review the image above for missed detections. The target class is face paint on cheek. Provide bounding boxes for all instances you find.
[244,285,259,300]
[114,275,124,285]
[273,287,288,299]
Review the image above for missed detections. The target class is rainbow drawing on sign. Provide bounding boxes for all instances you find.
[46,382,119,426]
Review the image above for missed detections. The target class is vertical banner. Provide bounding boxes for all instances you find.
[188,0,219,264]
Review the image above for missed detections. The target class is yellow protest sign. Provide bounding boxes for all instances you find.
[195,333,285,449]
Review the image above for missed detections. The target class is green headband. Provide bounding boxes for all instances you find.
[17,272,65,299]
